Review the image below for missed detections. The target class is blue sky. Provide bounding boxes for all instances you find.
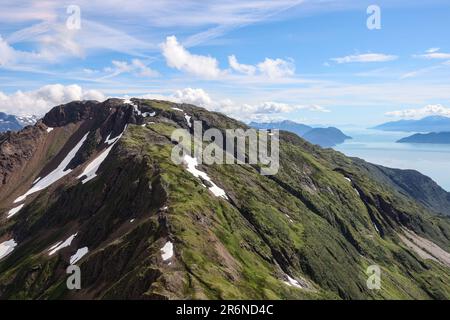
[1,0,450,125]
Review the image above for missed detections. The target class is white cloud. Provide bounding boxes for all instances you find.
[0,84,105,116]
[227,55,295,79]
[257,58,295,78]
[426,48,440,53]
[385,104,450,118]
[102,59,159,78]
[238,102,329,114]
[414,48,450,60]
[228,55,256,75]
[0,35,16,65]
[400,65,442,79]
[160,36,222,78]
[331,53,398,64]
[131,59,159,77]
[0,35,49,67]
[141,87,329,122]
[0,24,84,69]
[160,37,295,80]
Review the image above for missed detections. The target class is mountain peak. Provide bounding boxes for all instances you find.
[1,98,450,300]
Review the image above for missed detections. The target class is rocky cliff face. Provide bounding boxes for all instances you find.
[0,99,450,299]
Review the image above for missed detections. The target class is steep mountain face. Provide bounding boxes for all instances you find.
[397,132,450,144]
[353,161,450,217]
[250,121,351,147]
[0,112,22,132]
[1,99,450,300]
[373,116,450,132]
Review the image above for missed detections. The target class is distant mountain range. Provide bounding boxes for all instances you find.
[372,115,450,132]
[0,113,38,132]
[398,132,450,144]
[250,120,351,147]
[0,112,22,132]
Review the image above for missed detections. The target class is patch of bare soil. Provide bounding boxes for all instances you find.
[399,228,450,268]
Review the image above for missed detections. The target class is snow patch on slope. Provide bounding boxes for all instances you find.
[104,125,127,145]
[283,275,303,289]
[161,241,173,261]
[184,114,192,127]
[48,233,77,255]
[182,155,228,199]
[79,126,126,184]
[70,247,89,264]
[7,204,24,218]
[14,132,90,203]
[0,239,17,261]
[142,111,155,117]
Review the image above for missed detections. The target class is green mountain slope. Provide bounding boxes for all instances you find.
[1,99,450,299]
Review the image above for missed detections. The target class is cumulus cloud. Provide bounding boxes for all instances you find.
[0,84,105,116]
[228,55,256,75]
[385,104,450,118]
[331,53,398,64]
[160,36,222,78]
[257,58,295,78]
[228,55,295,79]
[160,37,295,80]
[172,88,213,107]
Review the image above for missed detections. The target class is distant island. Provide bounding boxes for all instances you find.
[372,115,450,132]
[397,132,450,144]
[250,120,351,147]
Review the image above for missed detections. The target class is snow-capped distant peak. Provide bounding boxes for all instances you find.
[16,115,39,126]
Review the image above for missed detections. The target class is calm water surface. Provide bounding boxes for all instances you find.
[334,128,450,191]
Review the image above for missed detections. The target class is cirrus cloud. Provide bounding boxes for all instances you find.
[414,48,450,60]
[331,53,398,64]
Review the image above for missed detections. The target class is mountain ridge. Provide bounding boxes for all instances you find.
[1,99,450,299]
